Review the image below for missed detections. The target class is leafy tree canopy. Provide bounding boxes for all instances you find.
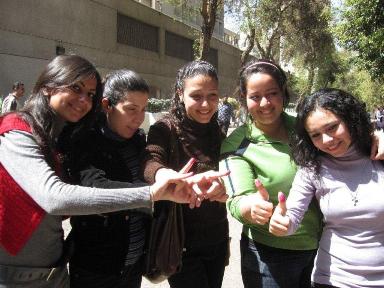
[335,0,384,79]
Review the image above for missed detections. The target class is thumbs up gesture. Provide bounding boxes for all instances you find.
[243,179,273,225]
[269,192,290,236]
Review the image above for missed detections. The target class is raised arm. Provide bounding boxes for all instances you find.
[0,130,192,215]
[269,168,317,236]
[220,154,273,225]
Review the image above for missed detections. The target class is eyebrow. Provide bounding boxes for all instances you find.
[307,121,339,133]
[78,81,96,91]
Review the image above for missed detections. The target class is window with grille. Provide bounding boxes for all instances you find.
[117,13,159,52]
[165,31,194,61]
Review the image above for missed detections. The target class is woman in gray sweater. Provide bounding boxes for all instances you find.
[0,55,198,288]
[269,88,384,288]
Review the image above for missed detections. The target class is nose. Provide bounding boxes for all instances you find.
[136,111,145,125]
[201,98,209,107]
[78,93,93,104]
[259,96,270,107]
[322,133,333,144]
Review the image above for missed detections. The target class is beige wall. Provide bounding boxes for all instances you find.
[0,0,241,99]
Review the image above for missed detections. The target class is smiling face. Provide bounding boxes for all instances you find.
[245,73,284,129]
[305,107,352,157]
[48,76,96,123]
[181,75,219,124]
[104,91,148,139]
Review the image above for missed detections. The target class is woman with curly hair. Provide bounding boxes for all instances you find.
[143,60,229,288]
[270,88,384,287]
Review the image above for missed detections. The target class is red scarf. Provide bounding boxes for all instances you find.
[0,114,46,255]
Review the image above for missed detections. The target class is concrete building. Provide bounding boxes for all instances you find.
[0,0,242,100]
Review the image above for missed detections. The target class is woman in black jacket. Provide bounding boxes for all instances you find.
[67,69,151,288]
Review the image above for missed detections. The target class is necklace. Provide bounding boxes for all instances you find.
[335,158,372,207]
[350,190,359,206]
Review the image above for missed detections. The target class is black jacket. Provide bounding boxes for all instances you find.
[66,120,149,274]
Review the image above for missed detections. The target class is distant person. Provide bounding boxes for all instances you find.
[1,81,25,113]
[218,95,234,134]
[375,106,384,130]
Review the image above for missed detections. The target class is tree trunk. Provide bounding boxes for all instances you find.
[241,27,255,66]
[198,0,220,61]
[305,63,315,97]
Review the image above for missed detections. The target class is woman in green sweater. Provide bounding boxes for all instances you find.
[219,59,322,288]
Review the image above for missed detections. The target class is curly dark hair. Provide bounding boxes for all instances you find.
[168,60,224,162]
[169,60,220,135]
[292,88,373,173]
[238,59,290,108]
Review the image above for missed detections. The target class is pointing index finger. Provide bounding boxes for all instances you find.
[179,158,196,173]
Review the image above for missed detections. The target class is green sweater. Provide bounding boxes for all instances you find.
[220,113,321,250]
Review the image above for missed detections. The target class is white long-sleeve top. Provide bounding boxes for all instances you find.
[286,146,384,288]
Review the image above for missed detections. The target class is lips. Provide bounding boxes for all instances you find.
[259,108,274,115]
[326,140,340,150]
[69,102,87,120]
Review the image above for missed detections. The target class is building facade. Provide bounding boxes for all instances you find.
[0,0,242,100]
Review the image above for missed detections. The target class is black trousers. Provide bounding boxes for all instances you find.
[69,257,143,288]
[168,240,229,288]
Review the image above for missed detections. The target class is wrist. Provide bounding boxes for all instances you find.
[149,185,157,202]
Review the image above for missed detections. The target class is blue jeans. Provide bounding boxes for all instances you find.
[241,235,316,288]
[168,240,229,288]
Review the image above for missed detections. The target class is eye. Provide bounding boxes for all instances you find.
[70,84,81,93]
[310,133,320,139]
[191,95,202,101]
[327,123,338,132]
[87,92,96,99]
[250,95,261,102]
[208,94,219,100]
[268,91,279,97]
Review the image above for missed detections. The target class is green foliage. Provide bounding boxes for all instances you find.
[147,98,172,113]
[227,97,239,110]
[334,0,384,79]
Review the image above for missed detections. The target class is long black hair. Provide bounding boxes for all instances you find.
[166,60,223,168]
[20,55,102,167]
[169,60,220,135]
[292,88,373,173]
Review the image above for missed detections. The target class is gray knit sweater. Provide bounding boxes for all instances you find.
[286,146,384,288]
[0,130,151,268]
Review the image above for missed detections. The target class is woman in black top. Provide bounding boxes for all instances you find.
[67,69,151,288]
[143,60,229,288]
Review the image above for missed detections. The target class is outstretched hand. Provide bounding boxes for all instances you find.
[269,192,290,236]
[150,171,194,203]
[185,170,230,208]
